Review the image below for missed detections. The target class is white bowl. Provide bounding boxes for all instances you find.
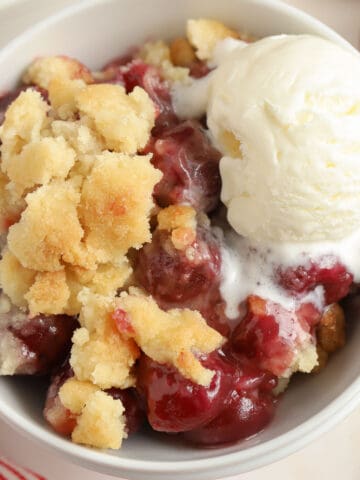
[1,1,360,479]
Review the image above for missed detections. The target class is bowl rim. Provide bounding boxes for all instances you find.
[2,375,360,474]
[1,0,360,476]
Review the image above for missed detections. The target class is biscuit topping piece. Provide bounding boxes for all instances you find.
[77,84,155,153]
[7,180,89,272]
[114,288,225,386]
[79,152,162,262]
[59,377,127,449]
[70,289,140,389]
[23,56,94,89]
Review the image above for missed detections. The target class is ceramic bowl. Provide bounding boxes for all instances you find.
[0,1,360,479]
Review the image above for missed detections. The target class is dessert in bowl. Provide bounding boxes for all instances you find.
[1,1,360,479]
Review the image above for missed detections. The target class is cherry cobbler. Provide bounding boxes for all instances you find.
[0,19,349,449]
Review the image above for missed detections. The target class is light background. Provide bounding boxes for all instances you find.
[1,1,360,479]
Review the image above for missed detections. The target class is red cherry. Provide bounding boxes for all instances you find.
[231,296,320,376]
[144,120,221,212]
[184,386,275,446]
[135,227,221,304]
[43,360,76,437]
[184,354,276,446]
[134,226,230,335]
[278,257,353,305]
[137,351,235,433]
[9,313,78,375]
[105,388,145,435]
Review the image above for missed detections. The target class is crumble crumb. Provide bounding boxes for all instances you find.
[6,137,76,195]
[289,341,318,375]
[79,152,162,262]
[312,344,329,374]
[59,378,99,415]
[0,248,36,309]
[65,260,132,315]
[70,290,139,389]
[48,78,86,120]
[157,205,196,231]
[115,288,225,386]
[25,271,70,315]
[7,180,92,272]
[138,41,190,83]
[23,56,94,89]
[1,90,49,177]
[0,171,25,235]
[71,390,126,449]
[0,330,24,375]
[77,84,155,153]
[187,18,240,60]
[157,205,197,250]
[51,117,104,156]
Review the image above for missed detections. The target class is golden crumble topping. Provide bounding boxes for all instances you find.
[7,180,89,272]
[9,137,76,195]
[137,40,191,84]
[77,84,155,153]
[157,205,197,250]
[70,289,139,389]
[71,390,126,449]
[115,288,225,386]
[186,18,240,60]
[0,249,36,308]
[22,56,94,89]
[25,271,70,316]
[1,90,50,180]
[79,152,162,263]
[48,78,87,120]
[51,117,104,157]
[157,205,196,231]
[0,74,160,320]
[59,378,99,415]
[0,170,25,234]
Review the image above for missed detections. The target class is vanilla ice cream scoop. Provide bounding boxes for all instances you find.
[207,35,360,242]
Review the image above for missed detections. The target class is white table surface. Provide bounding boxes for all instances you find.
[1,1,360,479]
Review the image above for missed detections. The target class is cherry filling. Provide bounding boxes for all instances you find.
[135,226,221,303]
[184,386,275,446]
[44,360,77,436]
[44,362,145,437]
[137,351,235,433]
[134,226,230,336]
[278,257,353,305]
[102,59,221,212]
[9,314,78,375]
[137,350,276,445]
[144,120,221,212]
[230,296,321,377]
[0,306,77,376]
[105,388,145,435]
